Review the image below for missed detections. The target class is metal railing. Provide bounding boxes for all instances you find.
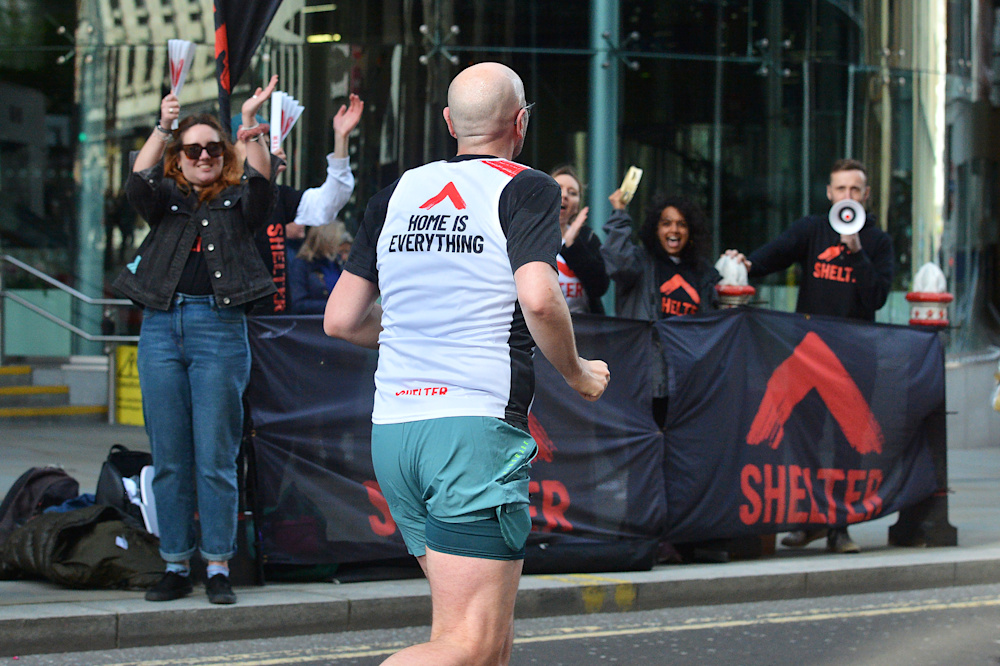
[0,254,140,424]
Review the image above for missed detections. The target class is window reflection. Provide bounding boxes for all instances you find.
[0,0,996,349]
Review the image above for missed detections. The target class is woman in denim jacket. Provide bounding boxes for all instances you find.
[112,76,280,606]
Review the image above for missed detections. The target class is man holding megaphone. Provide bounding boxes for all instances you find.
[724,158,894,554]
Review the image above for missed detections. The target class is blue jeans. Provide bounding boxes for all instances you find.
[137,294,250,562]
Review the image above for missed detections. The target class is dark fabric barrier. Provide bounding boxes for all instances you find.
[522,315,664,571]
[246,309,940,571]
[246,315,664,568]
[656,308,941,543]
[246,316,402,565]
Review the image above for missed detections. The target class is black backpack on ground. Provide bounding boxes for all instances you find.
[95,444,152,528]
[0,467,80,549]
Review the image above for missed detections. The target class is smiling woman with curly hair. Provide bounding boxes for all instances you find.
[603,187,720,323]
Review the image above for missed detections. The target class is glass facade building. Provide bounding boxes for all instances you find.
[1,0,998,352]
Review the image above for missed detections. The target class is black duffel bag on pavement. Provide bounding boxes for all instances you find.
[0,504,163,588]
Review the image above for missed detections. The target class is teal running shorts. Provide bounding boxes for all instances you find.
[370,416,537,560]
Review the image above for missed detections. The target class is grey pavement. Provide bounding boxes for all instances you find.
[2,421,999,658]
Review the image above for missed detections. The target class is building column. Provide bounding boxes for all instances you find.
[75,0,106,355]
[588,0,619,312]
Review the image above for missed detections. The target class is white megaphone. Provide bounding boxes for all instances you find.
[828,199,866,236]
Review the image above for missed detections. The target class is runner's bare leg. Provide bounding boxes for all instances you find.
[382,549,522,666]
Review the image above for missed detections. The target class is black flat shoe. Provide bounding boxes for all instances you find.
[145,571,193,601]
[206,573,237,605]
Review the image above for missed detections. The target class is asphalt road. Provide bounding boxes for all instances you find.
[12,583,1000,665]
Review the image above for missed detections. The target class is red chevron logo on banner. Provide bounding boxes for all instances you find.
[747,331,884,455]
[528,411,556,463]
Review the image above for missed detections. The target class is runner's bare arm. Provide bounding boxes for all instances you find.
[323,271,383,349]
[514,261,609,401]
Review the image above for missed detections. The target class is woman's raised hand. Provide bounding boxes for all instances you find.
[241,74,279,124]
[564,206,589,247]
[609,189,627,211]
[160,93,180,128]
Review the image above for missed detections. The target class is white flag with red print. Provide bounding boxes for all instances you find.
[167,39,196,129]
[269,90,304,153]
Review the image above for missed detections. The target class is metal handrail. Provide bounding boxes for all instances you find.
[2,254,132,307]
[2,292,139,343]
[0,253,141,424]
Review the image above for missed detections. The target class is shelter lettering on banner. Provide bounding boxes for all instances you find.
[245,315,665,569]
[526,315,665,545]
[656,308,941,544]
[245,309,942,571]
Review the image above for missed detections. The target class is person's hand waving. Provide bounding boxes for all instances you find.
[333,93,364,139]
[563,206,589,247]
[240,75,279,178]
[241,74,279,124]
[332,93,364,159]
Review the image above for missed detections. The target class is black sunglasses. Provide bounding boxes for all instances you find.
[180,142,225,160]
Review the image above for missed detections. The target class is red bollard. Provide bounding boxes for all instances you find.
[890,264,957,547]
[906,291,953,328]
[715,284,756,309]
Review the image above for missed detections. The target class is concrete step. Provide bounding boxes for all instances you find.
[0,361,110,422]
[0,385,69,408]
[0,404,107,421]
[0,365,32,388]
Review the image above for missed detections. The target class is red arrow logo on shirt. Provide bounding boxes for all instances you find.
[420,182,467,210]
[818,245,844,261]
[659,274,700,304]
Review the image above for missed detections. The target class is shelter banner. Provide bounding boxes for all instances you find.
[246,316,401,565]
[245,315,664,567]
[525,315,665,549]
[656,308,941,543]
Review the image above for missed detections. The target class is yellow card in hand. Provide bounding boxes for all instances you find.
[620,166,643,205]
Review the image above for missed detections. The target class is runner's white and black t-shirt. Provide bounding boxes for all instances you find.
[345,155,561,431]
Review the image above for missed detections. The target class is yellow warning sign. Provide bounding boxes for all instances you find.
[116,345,144,426]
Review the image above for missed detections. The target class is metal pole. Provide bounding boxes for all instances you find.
[802,60,811,219]
[0,260,6,367]
[765,1,784,240]
[106,342,117,425]
[75,2,107,356]
[589,0,620,313]
[712,3,724,259]
[846,64,856,158]
[878,0,892,232]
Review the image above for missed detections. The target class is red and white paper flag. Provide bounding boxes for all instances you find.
[269,91,304,152]
[167,39,196,129]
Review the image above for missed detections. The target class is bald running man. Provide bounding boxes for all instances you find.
[324,62,609,665]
